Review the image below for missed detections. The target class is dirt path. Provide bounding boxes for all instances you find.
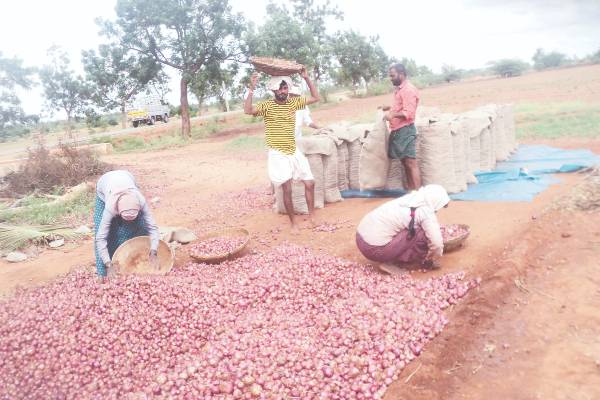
[386,185,600,400]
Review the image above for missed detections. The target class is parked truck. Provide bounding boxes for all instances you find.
[126,96,170,128]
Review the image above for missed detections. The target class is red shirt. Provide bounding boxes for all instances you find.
[389,80,419,131]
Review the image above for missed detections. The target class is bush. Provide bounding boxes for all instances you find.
[366,81,392,96]
[107,118,119,126]
[488,59,529,77]
[1,143,110,196]
[412,74,445,89]
[533,49,567,70]
[441,64,462,82]
[111,136,146,152]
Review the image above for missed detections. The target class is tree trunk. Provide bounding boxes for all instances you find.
[221,81,230,112]
[313,65,320,82]
[194,94,204,117]
[180,77,191,138]
[121,102,127,129]
[66,113,73,139]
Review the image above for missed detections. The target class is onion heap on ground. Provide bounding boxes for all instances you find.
[0,244,477,400]
[189,236,247,259]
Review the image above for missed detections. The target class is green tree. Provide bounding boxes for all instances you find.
[332,31,389,92]
[0,52,36,140]
[82,42,165,128]
[532,48,567,70]
[290,0,342,80]
[189,64,237,113]
[39,47,90,137]
[488,58,529,77]
[245,0,342,81]
[102,0,245,138]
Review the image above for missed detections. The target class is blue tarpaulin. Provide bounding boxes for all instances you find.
[340,145,599,202]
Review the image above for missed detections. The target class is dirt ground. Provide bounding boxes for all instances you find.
[1,65,600,399]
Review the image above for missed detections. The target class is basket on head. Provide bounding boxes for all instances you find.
[189,228,250,264]
[112,236,174,275]
[250,57,303,76]
[443,224,471,252]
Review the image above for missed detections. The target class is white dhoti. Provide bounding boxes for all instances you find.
[268,148,314,186]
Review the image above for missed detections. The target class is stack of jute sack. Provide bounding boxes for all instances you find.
[273,103,516,214]
[344,104,516,195]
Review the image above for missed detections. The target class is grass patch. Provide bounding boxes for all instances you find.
[90,119,229,152]
[225,135,265,151]
[0,190,94,225]
[516,102,600,139]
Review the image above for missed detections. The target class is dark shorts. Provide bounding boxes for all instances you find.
[388,124,417,160]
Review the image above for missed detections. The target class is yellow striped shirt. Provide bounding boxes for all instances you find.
[255,97,306,155]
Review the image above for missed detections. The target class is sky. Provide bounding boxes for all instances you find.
[1,0,599,116]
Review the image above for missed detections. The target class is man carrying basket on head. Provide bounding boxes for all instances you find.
[244,65,320,231]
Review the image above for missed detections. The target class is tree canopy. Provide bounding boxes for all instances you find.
[0,53,35,139]
[82,42,165,127]
[103,0,245,137]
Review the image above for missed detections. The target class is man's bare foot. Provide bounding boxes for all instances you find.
[290,224,301,235]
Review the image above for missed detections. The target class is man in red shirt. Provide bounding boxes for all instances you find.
[384,63,421,190]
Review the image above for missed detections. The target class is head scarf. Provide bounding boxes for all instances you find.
[288,85,302,96]
[396,184,450,211]
[116,191,141,220]
[266,76,294,91]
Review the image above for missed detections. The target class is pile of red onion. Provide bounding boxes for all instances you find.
[440,224,469,242]
[0,245,477,399]
[189,236,247,258]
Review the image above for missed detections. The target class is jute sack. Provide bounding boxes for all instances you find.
[348,140,362,189]
[386,159,407,190]
[331,122,366,143]
[336,142,349,191]
[359,113,389,190]
[451,115,479,184]
[450,118,468,192]
[479,104,509,162]
[306,154,325,209]
[463,128,477,184]
[299,135,342,203]
[297,135,335,156]
[474,106,497,171]
[415,106,442,122]
[416,113,461,193]
[458,110,493,173]
[323,149,342,203]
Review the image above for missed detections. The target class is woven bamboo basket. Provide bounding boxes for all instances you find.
[443,224,470,252]
[250,57,303,76]
[112,236,174,275]
[189,228,250,264]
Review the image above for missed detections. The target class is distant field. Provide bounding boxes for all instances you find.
[516,102,600,139]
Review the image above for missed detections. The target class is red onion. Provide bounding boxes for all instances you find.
[189,236,246,258]
[0,244,477,398]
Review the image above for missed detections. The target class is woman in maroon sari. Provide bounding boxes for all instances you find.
[356,184,450,269]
